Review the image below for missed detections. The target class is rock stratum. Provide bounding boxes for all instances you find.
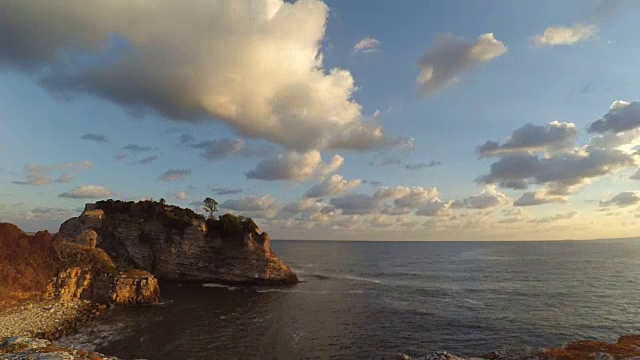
[56,200,298,285]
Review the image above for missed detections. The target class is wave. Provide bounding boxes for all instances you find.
[296,272,382,284]
[202,283,238,291]
[255,288,365,294]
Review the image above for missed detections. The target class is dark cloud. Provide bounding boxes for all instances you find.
[159,168,191,182]
[588,101,640,134]
[211,186,243,196]
[404,160,441,170]
[80,133,108,143]
[478,121,577,157]
[600,191,640,207]
[417,33,507,95]
[136,155,158,165]
[123,144,152,153]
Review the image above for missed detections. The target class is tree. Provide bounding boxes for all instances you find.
[203,197,219,218]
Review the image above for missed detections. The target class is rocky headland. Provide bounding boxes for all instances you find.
[0,199,297,357]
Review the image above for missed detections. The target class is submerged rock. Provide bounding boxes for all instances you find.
[57,201,298,285]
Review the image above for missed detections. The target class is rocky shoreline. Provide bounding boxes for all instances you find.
[2,333,640,359]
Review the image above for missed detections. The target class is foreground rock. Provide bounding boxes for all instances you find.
[0,336,119,360]
[58,200,298,285]
[397,334,640,360]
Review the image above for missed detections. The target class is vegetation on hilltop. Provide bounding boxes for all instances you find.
[94,198,263,238]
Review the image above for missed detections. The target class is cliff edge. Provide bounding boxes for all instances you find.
[56,200,298,285]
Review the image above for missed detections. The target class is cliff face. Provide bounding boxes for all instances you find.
[46,267,160,305]
[56,202,297,285]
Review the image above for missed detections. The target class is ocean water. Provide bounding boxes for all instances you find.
[93,239,640,359]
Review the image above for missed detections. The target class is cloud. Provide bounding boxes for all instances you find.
[353,37,381,54]
[631,169,640,180]
[80,133,108,143]
[415,199,453,217]
[159,168,191,182]
[12,165,51,185]
[458,185,509,209]
[328,186,449,216]
[211,186,243,196]
[246,150,343,181]
[122,144,152,153]
[600,191,640,207]
[529,211,578,224]
[532,24,598,47]
[417,33,507,95]
[587,101,640,134]
[330,194,380,215]
[24,207,75,221]
[12,161,92,186]
[170,191,188,201]
[55,173,76,183]
[0,0,389,151]
[304,174,363,198]
[59,185,112,199]
[136,155,158,165]
[280,198,335,221]
[514,190,568,207]
[404,160,441,170]
[222,195,278,212]
[478,121,577,157]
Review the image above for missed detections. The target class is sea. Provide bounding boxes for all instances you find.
[86,239,640,359]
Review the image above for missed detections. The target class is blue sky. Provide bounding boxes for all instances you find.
[1,0,639,240]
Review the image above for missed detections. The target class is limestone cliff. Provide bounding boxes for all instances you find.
[56,200,298,285]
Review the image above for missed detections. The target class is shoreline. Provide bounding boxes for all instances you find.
[0,297,107,341]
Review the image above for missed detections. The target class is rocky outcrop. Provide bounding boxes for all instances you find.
[46,267,160,305]
[0,336,120,360]
[397,334,640,360]
[57,201,298,285]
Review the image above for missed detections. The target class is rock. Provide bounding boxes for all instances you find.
[55,210,105,248]
[46,267,160,305]
[111,269,160,305]
[59,201,298,285]
[0,336,121,360]
[590,353,614,360]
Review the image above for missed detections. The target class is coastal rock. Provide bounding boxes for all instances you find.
[111,269,160,305]
[46,267,160,305]
[0,336,120,360]
[56,209,105,248]
[58,201,298,285]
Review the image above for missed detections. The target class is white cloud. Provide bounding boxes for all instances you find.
[600,191,640,207]
[532,24,598,47]
[353,37,381,54]
[59,185,112,199]
[417,33,507,95]
[459,185,510,209]
[304,174,363,198]
[13,161,93,186]
[246,150,343,181]
[529,211,578,223]
[222,195,278,212]
[0,0,388,151]
[170,191,188,201]
[330,194,380,215]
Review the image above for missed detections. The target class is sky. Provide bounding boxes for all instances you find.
[1,0,639,240]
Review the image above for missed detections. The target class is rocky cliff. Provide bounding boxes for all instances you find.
[0,222,159,306]
[56,200,298,285]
